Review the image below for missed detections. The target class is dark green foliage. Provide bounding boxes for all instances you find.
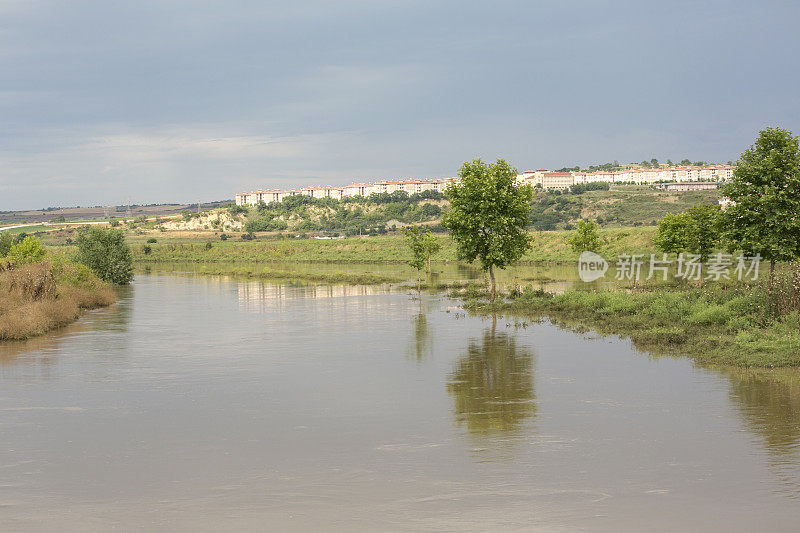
[723,127,800,267]
[146,237,157,243]
[75,226,133,285]
[443,158,532,300]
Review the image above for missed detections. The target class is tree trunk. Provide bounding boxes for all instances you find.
[417,271,421,295]
[489,265,496,302]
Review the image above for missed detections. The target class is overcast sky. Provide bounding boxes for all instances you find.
[2,0,799,210]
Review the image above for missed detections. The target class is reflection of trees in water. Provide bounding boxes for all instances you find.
[725,368,800,497]
[407,312,433,362]
[447,328,536,435]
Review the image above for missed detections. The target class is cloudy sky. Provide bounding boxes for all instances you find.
[2,0,799,210]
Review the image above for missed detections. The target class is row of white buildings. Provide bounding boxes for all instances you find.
[235,165,735,205]
[236,178,457,205]
[517,164,734,190]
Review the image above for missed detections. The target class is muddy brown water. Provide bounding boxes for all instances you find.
[1,273,799,531]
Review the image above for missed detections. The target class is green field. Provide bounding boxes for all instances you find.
[127,227,658,264]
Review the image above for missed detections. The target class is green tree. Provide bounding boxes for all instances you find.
[650,158,659,167]
[75,226,133,284]
[567,219,601,253]
[654,212,692,254]
[8,236,46,264]
[722,127,800,280]
[680,159,692,166]
[404,225,439,291]
[685,204,721,262]
[443,158,533,301]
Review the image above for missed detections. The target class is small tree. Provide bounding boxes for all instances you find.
[75,227,133,284]
[568,219,601,253]
[723,127,800,281]
[443,158,533,301]
[685,204,721,262]
[404,225,439,292]
[654,212,692,254]
[655,206,721,261]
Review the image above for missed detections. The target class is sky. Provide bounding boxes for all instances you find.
[1,0,799,211]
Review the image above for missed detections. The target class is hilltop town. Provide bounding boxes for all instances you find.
[235,164,734,205]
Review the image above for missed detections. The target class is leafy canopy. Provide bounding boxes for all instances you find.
[404,225,440,272]
[654,205,721,260]
[443,158,533,272]
[75,226,133,285]
[568,219,601,253]
[722,127,800,263]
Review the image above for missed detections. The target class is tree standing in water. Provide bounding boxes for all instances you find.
[443,158,533,301]
[404,225,437,292]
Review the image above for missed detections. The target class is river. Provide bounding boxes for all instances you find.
[1,273,799,531]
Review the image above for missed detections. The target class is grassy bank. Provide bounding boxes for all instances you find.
[0,258,116,341]
[128,226,657,264]
[452,273,800,368]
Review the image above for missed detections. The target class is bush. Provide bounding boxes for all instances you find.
[142,244,152,255]
[108,218,120,227]
[146,237,157,243]
[8,236,46,264]
[220,233,228,241]
[0,232,12,256]
[75,227,133,285]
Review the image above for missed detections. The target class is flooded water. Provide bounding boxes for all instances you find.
[1,274,800,531]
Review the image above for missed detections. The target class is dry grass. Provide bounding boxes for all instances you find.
[0,261,116,341]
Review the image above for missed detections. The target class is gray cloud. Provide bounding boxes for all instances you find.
[1,0,799,209]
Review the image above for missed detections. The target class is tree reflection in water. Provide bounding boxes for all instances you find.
[407,312,434,362]
[447,323,536,435]
[724,368,800,497]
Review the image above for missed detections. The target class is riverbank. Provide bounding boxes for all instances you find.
[453,277,800,369]
[127,226,657,264]
[0,259,116,341]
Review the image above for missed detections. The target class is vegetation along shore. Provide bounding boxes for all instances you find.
[0,227,132,341]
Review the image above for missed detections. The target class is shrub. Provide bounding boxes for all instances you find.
[146,237,157,243]
[220,233,228,241]
[75,227,133,284]
[8,236,46,264]
[108,218,120,227]
[142,245,152,255]
[0,232,12,256]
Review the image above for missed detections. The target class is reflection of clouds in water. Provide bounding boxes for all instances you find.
[724,368,800,498]
[447,329,537,439]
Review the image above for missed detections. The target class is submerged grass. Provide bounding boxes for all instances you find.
[0,259,116,341]
[453,274,800,369]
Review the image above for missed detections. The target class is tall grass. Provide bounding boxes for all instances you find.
[0,260,116,340]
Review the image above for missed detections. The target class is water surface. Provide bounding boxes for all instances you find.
[1,274,799,531]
